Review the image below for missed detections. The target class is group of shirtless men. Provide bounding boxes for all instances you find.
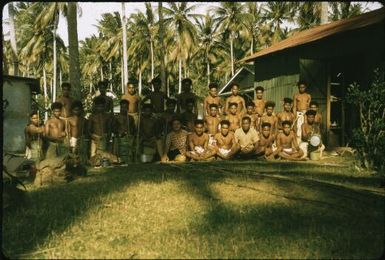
[24,77,324,165]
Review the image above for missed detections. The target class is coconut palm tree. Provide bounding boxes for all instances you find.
[329,2,362,21]
[242,2,263,55]
[158,2,167,93]
[212,2,250,76]
[8,2,19,75]
[121,3,128,88]
[261,2,296,44]
[162,2,199,93]
[295,2,321,30]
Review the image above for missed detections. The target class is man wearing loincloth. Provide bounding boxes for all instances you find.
[25,111,45,162]
[276,120,304,160]
[121,80,140,128]
[300,110,325,159]
[204,103,220,147]
[255,122,278,160]
[214,120,239,160]
[44,102,67,159]
[185,119,216,161]
[293,81,311,143]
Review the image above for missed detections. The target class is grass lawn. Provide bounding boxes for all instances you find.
[2,159,384,259]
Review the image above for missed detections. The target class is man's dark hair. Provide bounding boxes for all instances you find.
[282,120,292,127]
[182,78,192,85]
[309,101,318,107]
[51,102,63,110]
[306,110,317,116]
[297,80,307,87]
[246,101,255,107]
[209,103,218,109]
[283,97,293,104]
[94,96,106,105]
[231,82,239,88]
[209,82,218,89]
[194,119,204,126]
[229,102,238,107]
[71,100,83,110]
[120,99,129,106]
[241,116,251,123]
[29,110,38,117]
[255,86,264,92]
[166,98,177,105]
[142,103,153,110]
[151,77,161,86]
[261,122,271,129]
[61,82,71,89]
[186,98,195,105]
[170,116,182,124]
[265,101,275,109]
[220,120,230,127]
[98,80,108,89]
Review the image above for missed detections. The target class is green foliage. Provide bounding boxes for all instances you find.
[346,68,385,171]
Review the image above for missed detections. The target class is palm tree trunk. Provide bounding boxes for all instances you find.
[59,69,62,87]
[250,37,254,55]
[53,13,57,102]
[43,67,48,121]
[121,3,128,86]
[139,68,142,96]
[8,2,18,76]
[178,58,182,94]
[150,40,154,79]
[158,2,167,93]
[67,2,81,99]
[90,81,93,94]
[207,60,210,86]
[230,35,234,76]
[321,2,328,24]
[121,56,124,94]
[109,61,113,91]
[100,66,104,81]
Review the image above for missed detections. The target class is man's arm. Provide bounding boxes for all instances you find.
[293,94,297,114]
[292,133,300,150]
[187,134,195,151]
[224,98,229,115]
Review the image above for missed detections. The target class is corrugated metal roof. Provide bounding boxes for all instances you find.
[239,7,385,63]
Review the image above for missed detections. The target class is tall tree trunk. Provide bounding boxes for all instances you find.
[8,2,18,75]
[59,69,62,87]
[250,37,254,55]
[100,66,104,81]
[67,2,81,99]
[150,40,154,79]
[158,2,167,93]
[109,61,113,91]
[183,59,187,78]
[178,58,182,94]
[121,3,128,87]
[321,2,329,24]
[230,34,234,76]
[53,12,57,102]
[138,68,142,96]
[43,67,48,121]
[120,56,124,94]
[207,60,210,86]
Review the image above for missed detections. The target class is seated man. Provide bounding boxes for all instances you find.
[300,110,325,159]
[214,120,239,160]
[277,97,296,133]
[139,104,163,162]
[25,111,45,162]
[234,116,260,159]
[276,120,304,160]
[113,99,136,163]
[67,100,89,164]
[185,119,216,161]
[161,117,188,163]
[44,102,67,159]
[255,122,277,160]
[243,101,258,129]
[225,102,241,132]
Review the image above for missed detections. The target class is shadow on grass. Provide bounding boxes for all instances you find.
[2,162,384,258]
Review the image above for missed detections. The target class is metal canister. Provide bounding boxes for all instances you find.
[102,158,109,167]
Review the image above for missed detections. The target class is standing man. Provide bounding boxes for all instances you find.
[93,80,114,114]
[277,97,296,133]
[293,81,311,142]
[57,82,73,118]
[259,101,278,136]
[225,102,241,132]
[204,82,223,116]
[142,77,168,115]
[25,111,45,162]
[181,98,197,132]
[176,78,198,113]
[224,83,245,115]
[121,80,141,128]
[253,86,266,118]
[44,102,67,159]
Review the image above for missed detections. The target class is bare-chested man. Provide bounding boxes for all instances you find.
[253,86,266,118]
[142,77,168,114]
[234,116,260,159]
[181,98,197,133]
[25,111,45,161]
[204,82,223,116]
[88,96,113,158]
[214,120,239,160]
[161,117,188,163]
[225,102,241,132]
[113,99,136,163]
[44,102,67,159]
[139,104,163,161]
[93,80,114,114]
[121,81,140,127]
[277,97,296,132]
[293,81,311,142]
[205,104,221,147]
[67,101,89,163]
[224,83,245,115]
[57,82,73,118]
[300,110,325,159]
[307,101,323,132]
[255,122,278,160]
[185,119,216,161]
[243,101,258,129]
[162,98,178,134]
[176,78,198,113]
[259,101,278,136]
[276,120,304,160]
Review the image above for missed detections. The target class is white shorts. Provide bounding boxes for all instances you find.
[70,137,78,148]
[208,135,216,146]
[218,147,231,156]
[283,148,293,154]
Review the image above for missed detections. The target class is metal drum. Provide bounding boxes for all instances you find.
[310,134,322,147]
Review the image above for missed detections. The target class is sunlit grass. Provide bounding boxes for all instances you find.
[2,160,384,259]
